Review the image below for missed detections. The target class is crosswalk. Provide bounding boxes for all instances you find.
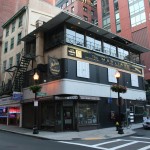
[59,136,150,150]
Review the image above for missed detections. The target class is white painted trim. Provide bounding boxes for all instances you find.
[23,79,146,100]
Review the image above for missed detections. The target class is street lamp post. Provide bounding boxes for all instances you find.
[115,71,124,134]
[33,72,39,134]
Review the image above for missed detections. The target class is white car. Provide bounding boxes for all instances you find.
[143,118,150,129]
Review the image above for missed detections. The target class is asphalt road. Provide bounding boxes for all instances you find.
[59,128,150,150]
[0,128,149,150]
[0,131,95,150]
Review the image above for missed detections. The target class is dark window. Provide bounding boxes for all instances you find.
[4,41,8,53]
[12,21,15,32]
[83,6,87,12]
[3,60,7,72]
[84,16,88,21]
[6,27,9,37]
[71,6,74,12]
[17,32,22,45]
[78,102,98,125]
[9,57,13,68]
[18,16,23,27]
[16,53,21,66]
[91,10,94,15]
[10,37,14,49]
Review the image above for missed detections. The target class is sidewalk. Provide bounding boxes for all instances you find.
[0,123,142,141]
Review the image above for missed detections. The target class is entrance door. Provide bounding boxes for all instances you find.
[63,107,73,130]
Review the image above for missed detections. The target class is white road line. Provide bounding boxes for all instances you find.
[92,139,122,147]
[131,136,150,140]
[122,139,150,144]
[138,145,150,150]
[108,141,138,150]
[59,141,108,150]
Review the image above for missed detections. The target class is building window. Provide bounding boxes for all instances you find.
[4,41,8,53]
[10,37,14,50]
[77,61,89,78]
[128,0,146,27]
[16,53,21,66]
[6,27,9,37]
[78,102,97,125]
[17,32,22,45]
[91,10,94,15]
[103,42,117,57]
[83,6,87,12]
[108,68,117,83]
[118,47,129,60]
[3,60,7,72]
[18,16,23,27]
[66,1,69,7]
[12,21,15,33]
[71,6,74,12]
[84,16,88,21]
[115,12,121,32]
[9,57,13,68]
[131,73,139,87]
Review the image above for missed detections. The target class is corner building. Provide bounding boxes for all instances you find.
[22,11,148,131]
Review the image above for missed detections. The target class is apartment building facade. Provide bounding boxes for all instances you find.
[0,0,61,126]
[21,11,148,131]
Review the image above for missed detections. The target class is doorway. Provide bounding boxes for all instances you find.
[63,107,73,130]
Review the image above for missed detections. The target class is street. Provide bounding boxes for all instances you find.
[0,128,150,150]
[0,130,93,150]
[60,128,150,150]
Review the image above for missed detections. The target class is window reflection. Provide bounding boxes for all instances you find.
[118,47,129,60]
[66,29,75,44]
[78,103,97,125]
[103,42,116,57]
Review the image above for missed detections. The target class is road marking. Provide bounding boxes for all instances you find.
[59,141,107,150]
[92,139,122,147]
[138,145,150,150]
[131,136,150,140]
[83,137,102,140]
[108,141,138,150]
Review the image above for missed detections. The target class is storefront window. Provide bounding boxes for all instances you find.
[78,103,97,125]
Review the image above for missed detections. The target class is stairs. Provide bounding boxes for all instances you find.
[12,55,33,92]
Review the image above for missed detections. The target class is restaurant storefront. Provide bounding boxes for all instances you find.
[22,95,99,131]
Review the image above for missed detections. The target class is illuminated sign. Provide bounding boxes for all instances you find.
[9,107,20,114]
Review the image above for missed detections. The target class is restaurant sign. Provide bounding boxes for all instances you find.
[68,47,142,75]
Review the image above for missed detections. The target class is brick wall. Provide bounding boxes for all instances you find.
[0,0,56,36]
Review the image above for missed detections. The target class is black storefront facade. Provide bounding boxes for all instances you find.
[21,11,148,131]
[22,96,100,131]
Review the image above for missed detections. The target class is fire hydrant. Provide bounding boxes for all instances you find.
[115,121,119,131]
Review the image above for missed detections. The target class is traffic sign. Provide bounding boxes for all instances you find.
[36,92,47,96]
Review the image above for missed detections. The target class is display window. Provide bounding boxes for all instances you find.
[78,102,97,125]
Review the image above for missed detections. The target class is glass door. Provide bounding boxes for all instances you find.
[63,107,73,130]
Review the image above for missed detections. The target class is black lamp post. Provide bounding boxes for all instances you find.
[115,71,124,134]
[33,72,39,134]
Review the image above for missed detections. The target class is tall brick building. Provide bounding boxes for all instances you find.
[0,0,55,36]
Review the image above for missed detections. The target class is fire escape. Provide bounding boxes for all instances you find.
[0,52,33,96]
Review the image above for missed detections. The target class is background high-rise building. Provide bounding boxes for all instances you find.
[97,0,150,82]
[0,0,56,36]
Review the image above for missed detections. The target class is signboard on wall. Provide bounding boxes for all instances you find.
[68,47,143,75]
[48,56,60,76]
[12,92,23,101]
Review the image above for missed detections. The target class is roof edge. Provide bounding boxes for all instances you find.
[2,6,27,28]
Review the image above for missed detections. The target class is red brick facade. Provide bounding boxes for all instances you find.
[97,0,150,80]
[0,0,55,36]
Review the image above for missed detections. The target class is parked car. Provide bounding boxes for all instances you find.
[143,118,150,129]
